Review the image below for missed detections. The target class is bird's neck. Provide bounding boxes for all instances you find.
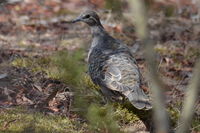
[88,25,107,57]
[91,24,108,38]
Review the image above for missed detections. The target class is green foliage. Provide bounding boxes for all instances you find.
[167,106,200,131]
[86,103,145,133]
[192,116,200,131]
[114,105,140,125]
[73,75,104,117]
[105,0,122,13]
[164,5,176,17]
[87,104,121,133]
[83,75,100,91]
[12,56,51,72]
[167,106,180,127]
[12,49,86,87]
[0,107,84,133]
[47,50,86,86]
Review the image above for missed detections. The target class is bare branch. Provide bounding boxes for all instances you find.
[128,0,170,133]
[176,59,200,133]
[144,39,170,133]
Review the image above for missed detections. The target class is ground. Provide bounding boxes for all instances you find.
[0,0,200,133]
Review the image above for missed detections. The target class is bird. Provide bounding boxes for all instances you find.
[72,10,152,110]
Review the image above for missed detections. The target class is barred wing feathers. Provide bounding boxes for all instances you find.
[101,53,152,110]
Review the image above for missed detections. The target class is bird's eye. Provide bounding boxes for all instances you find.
[83,15,90,19]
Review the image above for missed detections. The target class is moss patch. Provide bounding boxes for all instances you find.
[192,116,200,131]
[0,107,85,133]
[12,49,86,87]
[167,106,180,127]
[114,105,140,125]
[12,56,51,72]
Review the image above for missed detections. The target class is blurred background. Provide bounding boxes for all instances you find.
[0,0,199,132]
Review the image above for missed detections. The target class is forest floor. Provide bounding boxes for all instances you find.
[0,0,200,133]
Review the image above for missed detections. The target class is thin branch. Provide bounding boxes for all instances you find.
[128,0,170,133]
[144,39,170,133]
[176,59,200,133]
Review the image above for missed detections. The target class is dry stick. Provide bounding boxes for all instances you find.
[128,0,170,133]
[176,60,200,133]
[42,88,59,106]
[145,39,170,133]
[3,119,18,129]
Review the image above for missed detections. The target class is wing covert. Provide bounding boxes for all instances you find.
[100,53,152,110]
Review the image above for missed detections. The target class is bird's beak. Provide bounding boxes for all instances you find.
[72,16,82,23]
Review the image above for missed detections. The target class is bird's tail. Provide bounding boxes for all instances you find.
[123,88,152,110]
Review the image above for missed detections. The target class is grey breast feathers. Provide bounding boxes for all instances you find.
[101,53,152,110]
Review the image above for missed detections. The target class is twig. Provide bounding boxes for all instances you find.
[176,60,200,133]
[3,119,18,129]
[41,88,59,107]
[128,0,170,133]
[145,39,170,133]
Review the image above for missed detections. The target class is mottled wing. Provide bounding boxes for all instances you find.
[101,53,152,110]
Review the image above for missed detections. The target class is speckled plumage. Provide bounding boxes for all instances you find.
[73,10,152,110]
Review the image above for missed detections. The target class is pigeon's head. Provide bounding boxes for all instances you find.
[72,10,101,26]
